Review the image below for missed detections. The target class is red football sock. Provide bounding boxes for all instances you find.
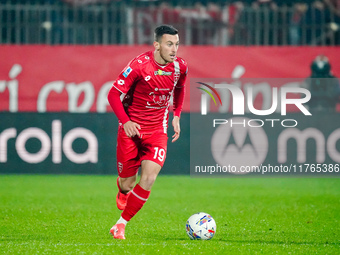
[121,184,150,222]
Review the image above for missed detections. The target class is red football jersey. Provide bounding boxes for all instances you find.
[112,51,188,133]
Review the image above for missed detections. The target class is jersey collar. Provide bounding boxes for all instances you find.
[152,51,173,69]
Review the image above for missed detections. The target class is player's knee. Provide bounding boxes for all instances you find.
[140,175,157,190]
[120,178,135,193]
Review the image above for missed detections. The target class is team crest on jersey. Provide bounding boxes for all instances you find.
[118,162,123,173]
[154,69,172,76]
[174,72,180,84]
[123,66,132,78]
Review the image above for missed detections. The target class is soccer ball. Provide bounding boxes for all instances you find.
[185,212,216,240]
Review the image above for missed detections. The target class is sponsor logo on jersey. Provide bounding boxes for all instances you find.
[117,79,125,85]
[146,92,171,108]
[154,69,172,76]
[123,67,132,78]
[155,88,170,91]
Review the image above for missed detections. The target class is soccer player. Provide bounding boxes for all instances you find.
[107,24,188,239]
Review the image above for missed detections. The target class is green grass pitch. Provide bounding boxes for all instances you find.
[0,175,339,254]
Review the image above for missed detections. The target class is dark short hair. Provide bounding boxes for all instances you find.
[154,25,178,42]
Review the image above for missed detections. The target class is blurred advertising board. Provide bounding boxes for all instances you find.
[0,113,190,174]
[1,46,340,113]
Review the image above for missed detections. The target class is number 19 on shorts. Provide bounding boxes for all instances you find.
[153,147,165,162]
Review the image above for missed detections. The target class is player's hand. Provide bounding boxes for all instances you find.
[123,121,141,137]
[172,116,180,143]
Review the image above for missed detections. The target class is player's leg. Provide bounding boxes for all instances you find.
[115,127,140,211]
[111,128,141,239]
[120,160,161,223]
[118,175,137,193]
[139,160,162,190]
[119,133,167,225]
[111,176,139,239]
[111,132,167,240]
[116,174,137,211]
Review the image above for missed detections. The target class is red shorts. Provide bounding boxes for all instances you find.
[116,127,168,178]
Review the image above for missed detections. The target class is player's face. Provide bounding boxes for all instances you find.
[157,34,179,64]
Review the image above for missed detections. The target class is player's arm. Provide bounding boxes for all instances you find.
[107,88,140,137]
[172,65,187,143]
[107,62,141,137]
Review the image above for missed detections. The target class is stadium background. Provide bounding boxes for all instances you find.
[1,1,340,254]
[1,0,340,174]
